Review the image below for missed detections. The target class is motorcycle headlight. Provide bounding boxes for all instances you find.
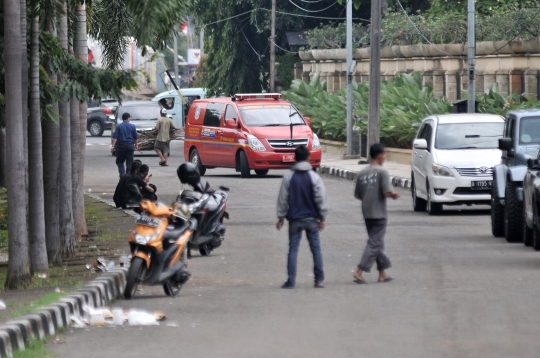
[134,230,161,245]
[432,163,454,177]
[312,133,321,150]
[247,135,266,151]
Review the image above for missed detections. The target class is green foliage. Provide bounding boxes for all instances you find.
[428,0,540,16]
[276,53,299,90]
[476,87,540,116]
[307,7,540,49]
[307,22,369,49]
[285,72,540,147]
[283,72,451,143]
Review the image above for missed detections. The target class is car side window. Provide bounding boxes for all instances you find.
[421,124,433,150]
[224,105,237,121]
[508,117,516,141]
[203,103,225,127]
[417,123,426,139]
[158,97,175,109]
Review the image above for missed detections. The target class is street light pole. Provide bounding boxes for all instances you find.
[269,0,276,92]
[467,0,476,113]
[368,0,381,152]
[346,0,353,156]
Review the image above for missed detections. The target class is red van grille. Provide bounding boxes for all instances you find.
[266,138,309,151]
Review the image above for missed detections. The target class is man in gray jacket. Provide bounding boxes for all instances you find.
[276,145,329,289]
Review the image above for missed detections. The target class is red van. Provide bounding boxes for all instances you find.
[184,93,322,177]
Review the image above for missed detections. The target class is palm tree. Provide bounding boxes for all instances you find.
[4,0,32,289]
[57,1,76,258]
[72,1,88,240]
[28,1,49,274]
[42,19,63,266]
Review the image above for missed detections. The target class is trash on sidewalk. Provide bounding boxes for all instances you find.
[0,300,6,310]
[70,315,86,328]
[128,310,159,326]
[54,287,65,293]
[86,257,117,273]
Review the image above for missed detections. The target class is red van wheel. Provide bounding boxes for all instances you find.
[190,148,206,176]
[238,151,251,178]
[255,169,269,176]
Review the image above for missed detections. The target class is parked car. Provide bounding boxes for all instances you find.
[411,114,504,215]
[183,93,322,177]
[522,152,540,249]
[112,101,182,155]
[493,109,540,243]
[87,100,118,136]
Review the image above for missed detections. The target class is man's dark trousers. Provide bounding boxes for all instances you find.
[287,219,324,286]
[115,143,134,178]
[358,218,392,272]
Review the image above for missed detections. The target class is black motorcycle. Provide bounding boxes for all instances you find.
[177,163,230,256]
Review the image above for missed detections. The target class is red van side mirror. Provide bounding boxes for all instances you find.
[225,118,236,128]
[304,117,311,126]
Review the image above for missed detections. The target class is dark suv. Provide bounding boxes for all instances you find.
[87,99,118,136]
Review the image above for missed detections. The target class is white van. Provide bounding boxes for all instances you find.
[151,88,207,128]
[411,114,505,215]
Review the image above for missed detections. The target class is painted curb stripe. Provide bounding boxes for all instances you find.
[318,165,412,191]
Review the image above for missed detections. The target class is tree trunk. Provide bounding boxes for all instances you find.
[28,13,49,274]
[0,128,6,188]
[73,2,88,239]
[58,5,76,259]
[43,22,62,266]
[70,98,82,241]
[4,0,31,289]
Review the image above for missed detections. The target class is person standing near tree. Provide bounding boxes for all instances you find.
[276,145,328,289]
[353,143,400,284]
[154,108,176,166]
[111,112,138,178]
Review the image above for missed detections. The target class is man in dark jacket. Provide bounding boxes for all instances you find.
[276,145,329,289]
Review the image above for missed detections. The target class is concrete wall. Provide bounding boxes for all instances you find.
[297,40,540,100]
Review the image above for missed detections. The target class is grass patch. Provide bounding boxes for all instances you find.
[10,292,66,319]
[92,228,125,243]
[13,338,51,358]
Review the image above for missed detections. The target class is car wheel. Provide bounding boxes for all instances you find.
[426,181,442,215]
[504,181,523,243]
[411,174,427,212]
[239,151,250,178]
[491,175,505,237]
[533,216,540,251]
[190,148,206,176]
[523,205,533,247]
[255,169,269,177]
[88,120,104,137]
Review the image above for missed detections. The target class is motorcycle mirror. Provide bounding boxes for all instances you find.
[219,186,230,192]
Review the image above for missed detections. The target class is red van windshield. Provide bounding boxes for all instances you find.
[239,104,305,127]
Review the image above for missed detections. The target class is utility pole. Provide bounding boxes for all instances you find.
[173,32,179,88]
[467,0,476,113]
[368,0,381,153]
[346,0,353,156]
[269,0,276,92]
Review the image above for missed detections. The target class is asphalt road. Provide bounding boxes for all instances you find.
[51,134,540,357]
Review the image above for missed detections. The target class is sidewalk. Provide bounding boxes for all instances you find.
[319,153,413,190]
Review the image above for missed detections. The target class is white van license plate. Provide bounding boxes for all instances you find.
[282,155,295,162]
[471,180,492,190]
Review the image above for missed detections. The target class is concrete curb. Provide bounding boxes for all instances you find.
[317,165,412,191]
[0,267,128,357]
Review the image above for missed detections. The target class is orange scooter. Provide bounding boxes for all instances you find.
[124,199,194,299]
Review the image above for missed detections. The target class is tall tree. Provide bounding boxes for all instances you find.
[57,1,76,258]
[73,1,88,240]
[4,0,32,289]
[28,1,49,274]
[0,128,5,187]
[43,20,62,265]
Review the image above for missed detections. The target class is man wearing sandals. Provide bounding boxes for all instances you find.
[154,108,176,166]
[276,145,328,289]
[353,143,400,284]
